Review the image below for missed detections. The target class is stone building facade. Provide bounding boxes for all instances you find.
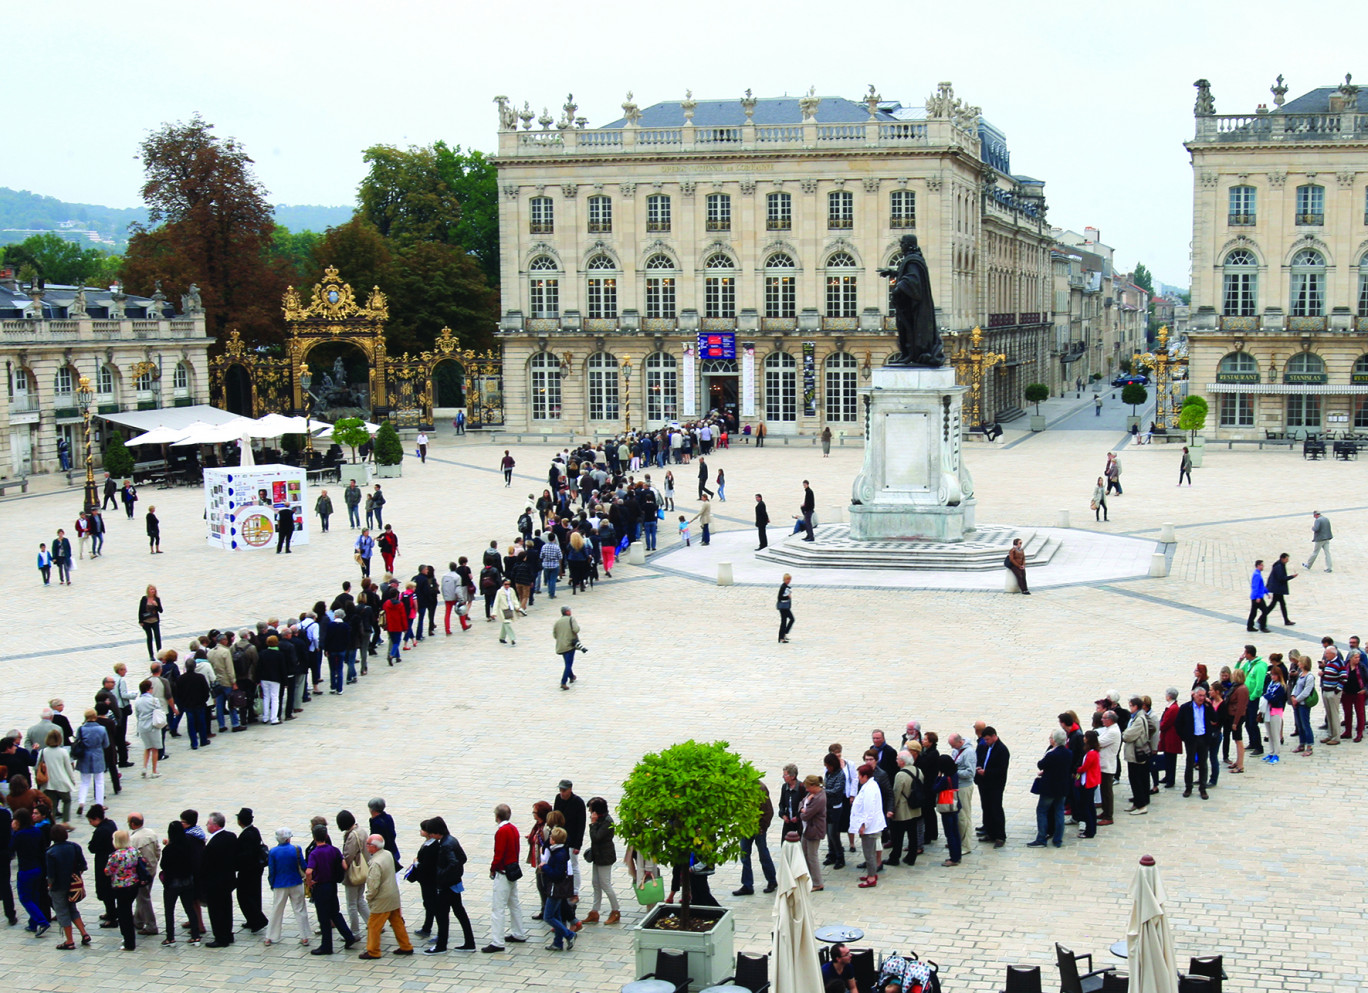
[492,85,1054,435]
[1,278,212,475]
[1185,75,1368,439]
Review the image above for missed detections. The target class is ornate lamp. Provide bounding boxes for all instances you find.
[622,358,633,432]
[299,363,314,454]
[76,374,98,512]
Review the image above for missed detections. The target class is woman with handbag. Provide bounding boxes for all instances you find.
[934,755,962,867]
[1291,655,1317,756]
[527,801,552,919]
[132,680,163,778]
[337,810,370,936]
[1091,476,1108,522]
[584,798,620,925]
[103,829,147,950]
[159,821,204,945]
[137,585,163,662]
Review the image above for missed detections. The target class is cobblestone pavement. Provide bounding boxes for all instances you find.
[1,428,1362,992]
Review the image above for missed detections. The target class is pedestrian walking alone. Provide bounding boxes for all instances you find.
[754,494,770,550]
[553,606,579,689]
[821,426,832,457]
[145,507,161,554]
[776,574,794,643]
[138,585,164,660]
[500,451,516,487]
[1178,447,1193,486]
[1304,510,1333,572]
[1091,477,1108,522]
[697,457,713,500]
[315,490,334,532]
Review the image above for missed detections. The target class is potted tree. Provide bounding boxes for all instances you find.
[103,430,134,479]
[1178,395,1208,466]
[619,740,763,988]
[1024,383,1050,431]
[372,420,404,478]
[332,417,372,484]
[1121,383,1148,431]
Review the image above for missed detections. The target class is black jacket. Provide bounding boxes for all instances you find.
[1036,745,1073,797]
[236,825,266,875]
[276,507,294,534]
[554,792,587,849]
[203,830,238,893]
[433,834,467,889]
[1177,701,1218,742]
[975,738,1011,790]
[778,781,803,826]
[802,487,815,515]
[755,500,769,527]
[1267,560,1293,595]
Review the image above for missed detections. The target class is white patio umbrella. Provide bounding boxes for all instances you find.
[311,418,379,437]
[1126,855,1179,993]
[250,413,310,437]
[169,418,256,446]
[771,836,822,993]
[126,423,194,446]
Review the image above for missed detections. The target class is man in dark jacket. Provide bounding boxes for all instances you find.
[755,494,770,550]
[553,778,586,914]
[1265,552,1297,626]
[234,808,269,932]
[1177,687,1217,799]
[174,661,212,749]
[800,481,816,541]
[275,505,295,554]
[734,782,778,896]
[974,728,1011,846]
[202,813,237,946]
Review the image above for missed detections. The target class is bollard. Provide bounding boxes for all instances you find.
[717,561,734,586]
[627,541,646,565]
[1056,510,1070,529]
[1158,522,1176,543]
[1149,552,1169,578]
[1004,570,1021,593]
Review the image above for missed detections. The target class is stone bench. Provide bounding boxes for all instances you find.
[0,476,29,496]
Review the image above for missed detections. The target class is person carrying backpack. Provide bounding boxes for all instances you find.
[479,564,502,622]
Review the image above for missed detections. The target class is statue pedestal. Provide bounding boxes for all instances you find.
[848,367,975,541]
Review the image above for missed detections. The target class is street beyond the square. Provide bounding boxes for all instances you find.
[2,424,1362,993]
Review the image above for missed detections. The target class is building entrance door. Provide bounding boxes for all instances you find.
[704,375,738,418]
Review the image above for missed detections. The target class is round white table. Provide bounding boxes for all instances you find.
[815,925,865,943]
[622,981,678,993]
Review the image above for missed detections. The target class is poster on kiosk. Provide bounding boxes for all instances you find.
[204,464,308,551]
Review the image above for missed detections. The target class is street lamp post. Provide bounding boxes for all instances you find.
[76,374,98,512]
[299,364,314,455]
[622,358,633,432]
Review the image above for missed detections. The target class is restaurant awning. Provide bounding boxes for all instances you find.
[99,404,243,433]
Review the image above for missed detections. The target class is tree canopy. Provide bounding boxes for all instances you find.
[2,232,119,288]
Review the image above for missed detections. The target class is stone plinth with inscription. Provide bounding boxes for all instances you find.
[848,367,974,541]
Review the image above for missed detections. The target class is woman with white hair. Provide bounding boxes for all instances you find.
[264,827,311,946]
[1028,729,1073,849]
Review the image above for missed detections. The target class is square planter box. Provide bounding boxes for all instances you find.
[633,903,734,988]
[336,462,372,486]
[374,462,403,478]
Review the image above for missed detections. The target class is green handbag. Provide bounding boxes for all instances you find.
[634,875,665,907]
[1306,686,1319,708]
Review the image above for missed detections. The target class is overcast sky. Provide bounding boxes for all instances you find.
[10,0,1360,286]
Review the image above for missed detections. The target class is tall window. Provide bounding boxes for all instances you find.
[825,252,858,317]
[1219,393,1254,428]
[1359,252,1368,315]
[704,253,736,319]
[764,351,797,421]
[1286,394,1321,429]
[1289,248,1325,317]
[528,255,560,318]
[645,351,678,422]
[54,365,73,397]
[586,254,617,319]
[828,190,853,229]
[134,369,155,391]
[1221,249,1258,316]
[173,363,189,393]
[587,195,612,234]
[646,194,671,232]
[764,253,796,318]
[529,196,553,234]
[96,363,114,396]
[706,193,731,232]
[1356,356,1368,428]
[767,192,791,231]
[644,253,676,319]
[1228,185,1256,225]
[889,189,915,228]
[824,351,859,422]
[1295,184,1324,225]
[529,352,562,420]
[587,352,620,421]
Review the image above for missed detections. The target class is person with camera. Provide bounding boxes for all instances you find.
[552,607,583,690]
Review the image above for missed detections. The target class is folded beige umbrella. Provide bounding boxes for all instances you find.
[1126,854,1179,993]
[771,837,823,993]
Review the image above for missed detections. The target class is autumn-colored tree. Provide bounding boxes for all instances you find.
[268,226,323,287]
[306,218,393,300]
[120,115,288,344]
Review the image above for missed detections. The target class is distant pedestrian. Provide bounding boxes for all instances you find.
[377,525,398,573]
[344,481,362,529]
[37,543,53,585]
[1005,537,1029,594]
[677,515,690,547]
[776,574,794,643]
[102,473,118,510]
[1179,447,1193,485]
[501,451,516,486]
[1304,511,1333,572]
[52,529,73,585]
[800,480,816,541]
[1093,395,1102,417]
[716,467,726,502]
[415,432,428,464]
[497,580,518,646]
[146,507,161,554]
[315,490,333,532]
[1091,477,1108,522]
[821,426,832,457]
[354,529,375,578]
[689,495,712,546]
[370,486,386,528]
[121,481,138,519]
[1247,559,1269,633]
[1105,454,1122,496]
[553,607,580,690]
[754,494,770,550]
[275,506,295,554]
[1265,553,1296,626]
[138,585,164,661]
[454,410,466,435]
[697,458,713,500]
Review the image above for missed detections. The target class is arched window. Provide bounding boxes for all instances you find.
[1217,351,1258,376]
[704,253,736,319]
[586,254,617,319]
[1285,352,1326,379]
[1217,351,1257,428]
[824,352,859,422]
[825,252,858,317]
[764,253,796,318]
[529,351,562,420]
[173,362,189,394]
[53,365,74,399]
[96,363,114,396]
[764,351,797,422]
[645,351,678,422]
[134,368,155,392]
[644,254,676,319]
[1358,252,1368,316]
[1222,249,1258,316]
[529,255,560,319]
[1289,248,1325,317]
[587,352,620,421]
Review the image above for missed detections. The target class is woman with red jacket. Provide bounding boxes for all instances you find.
[377,525,399,574]
[381,591,407,665]
[1075,731,1102,839]
[1157,688,1182,790]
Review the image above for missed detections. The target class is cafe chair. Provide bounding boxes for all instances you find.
[1187,955,1225,991]
[1177,977,1214,993]
[1055,943,1116,993]
[638,949,690,993]
[849,948,878,992]
[1002,964,1042,993]
[720,951,770,993]
[1100,972,1129,992]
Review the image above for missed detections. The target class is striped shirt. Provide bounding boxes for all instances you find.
[1321,655,1346,694]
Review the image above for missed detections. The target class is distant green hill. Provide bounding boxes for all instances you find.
[0,188,353,250]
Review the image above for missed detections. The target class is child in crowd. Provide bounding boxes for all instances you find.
[677,515,690,547]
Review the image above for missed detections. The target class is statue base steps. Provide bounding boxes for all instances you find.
[756,523,1060,572]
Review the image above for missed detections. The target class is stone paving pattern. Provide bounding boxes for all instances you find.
[1,416,1363,992]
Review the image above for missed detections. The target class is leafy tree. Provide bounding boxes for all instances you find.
[120,115,288,344]
[1121,383,1148,414]
[1178,395,1208,441]
[358,144,462,246]
[2,232,118,287]
[1024,383,1049,414]
[102,430,134,478]
[308,217,392,296]
[332,416,370,463]
[383,241,497,355]
[1132,263,1154,295]
[373,420,404,465]
[433,142,499,284]
[617,740,763,924]
[269,225,323,285]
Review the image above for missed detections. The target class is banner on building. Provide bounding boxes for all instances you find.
[802,341,817,416]
[682,343,696,418]
[741,344,756,418]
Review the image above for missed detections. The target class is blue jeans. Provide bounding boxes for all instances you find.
[940,811,962,862]
[739,832,776,890]
[701,523,710,545]
[348,505,360,527]
[345,647,358,682]
[561,651,576,686]
[543,568,558,597]
[184,707,208,748]
[543,896,574,947]
[1294,703,1314,747]
[1035,793,1065,845]
[718,483,726,501]
[329,652,345,693]
[388,630,402,661]
[643,521,658,551]
[417,604,435,639]
[17,867,46,928]
[213,684,239,730]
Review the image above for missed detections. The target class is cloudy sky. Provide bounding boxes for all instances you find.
[10,0,1357,286]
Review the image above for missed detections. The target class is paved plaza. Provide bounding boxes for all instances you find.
[2,409,1364,992]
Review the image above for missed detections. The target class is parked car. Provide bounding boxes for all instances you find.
[1111,373,1149,387]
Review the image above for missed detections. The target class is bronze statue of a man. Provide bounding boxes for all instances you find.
[880,234,945,367]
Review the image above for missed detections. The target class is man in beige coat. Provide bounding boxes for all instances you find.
[128,812,161,935]
[359,834,413,959]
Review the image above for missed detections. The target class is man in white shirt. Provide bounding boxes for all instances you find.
[1096,712,1122,825]
[415,432,428,463]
